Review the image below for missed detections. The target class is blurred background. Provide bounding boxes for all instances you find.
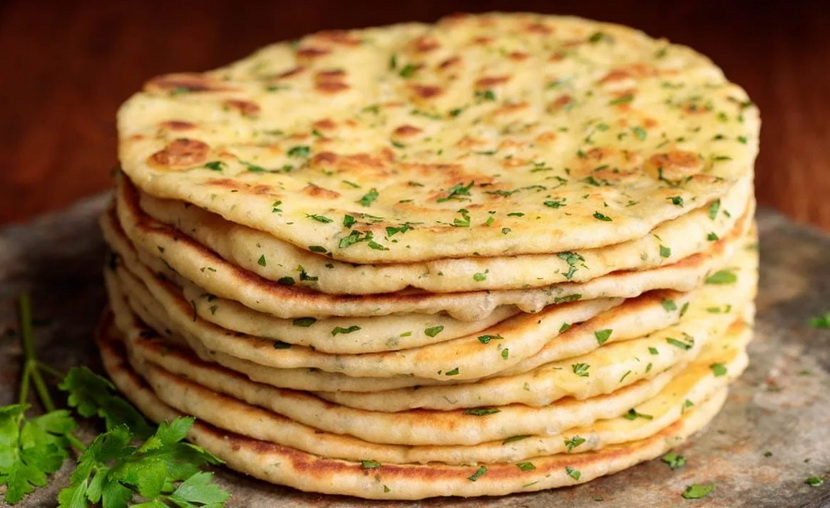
[1,0,828,230]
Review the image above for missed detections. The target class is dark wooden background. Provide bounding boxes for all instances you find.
[2,0,829,231]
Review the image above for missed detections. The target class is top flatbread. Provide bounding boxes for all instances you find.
[117,12,759,264]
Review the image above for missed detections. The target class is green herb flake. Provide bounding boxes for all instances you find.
[307,214,333,223]
[277,276,295,286]
[668,196,684,206]
[609,94,634,106]
[661,299,678,311]
[661,452,686,469]
[660,245,672,258]
[516,462,536,471]
[437,182,474,203]
[273,341,292,350]
[649,347,659,355]
[399,64,417,78]
[709,363,728,377]
[623,408,654,421]
[502,435,530,444]
[681,483,714,499]
[203,160,226,171]
[424,326,444,338]
[292,317,317,327]
[332,325,361,336]
[358,188,379,207]
[360,460,382,469]
[632,126,647,140]
[468,465,487,482]
[593,211,613,221]
[445,367,460,376]
[559,323,571,333]
[594,329,613,345]
[473,271,488,282]
[478,334,504,344]
[557,251,585,280]
[464,408,501,416]
[705,270,737,284]
[343,214,356,228]
[564,436,586,452]
[572,363,590,377]
[501,348,509,360]
[309,245,327,253]
[707,232,719,241]
[708,199,721,220]
[666,337,694,350]
[287,145,310,158]
[257,255,267,267]
[565,466,582,481]
[805,477,824,487]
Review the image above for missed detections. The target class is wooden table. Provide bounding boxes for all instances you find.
[2,0,829,231]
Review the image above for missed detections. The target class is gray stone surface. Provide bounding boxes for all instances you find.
[0,196,828,507]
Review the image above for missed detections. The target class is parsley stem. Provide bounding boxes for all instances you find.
[65,431,87,452]
[17,293,57,412]
[37,362,65,380]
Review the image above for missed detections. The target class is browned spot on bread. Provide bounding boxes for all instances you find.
[475,76,510,89]
[412,36,441,53]
[273,66,305,80]
[643,117,658,128]
[644,150,703,181]
[314,69,349,94]
[549,52,566,62]
[149,139,209,170]
[509,52,529,61]
[312,151,338,165]
[525,22,553,34]
[312,118,338,131]
[472,36,493,45]
[534,131,558,144]
[682,102,711,115]
[493,101,528,116]
[410,85,443,99]
[296,47,330,60]
[313,30,362,46]
[159,120,196,131]
[455,136,487,149]
[599,64,658,84]
[547,94,572,112]
[302,184,341,199]
[438,56,462,70]
[393,125,423,137]
[145,73,234,94]
[204,178,281,198]
[497,138,528,150]
[224,99,260,117]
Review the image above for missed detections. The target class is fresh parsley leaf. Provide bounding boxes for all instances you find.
[571,363,590,377]
[564,436,586,452]
[705,270,737,284]
[593,211,612,221]
[467,466,487,481]
[661,452,686,469]
[358,188,379,207]
[594,329,612,345]
[681,483,714,499]
[424,326,444,338]
[809,311,830,329]
[331,326,360,336]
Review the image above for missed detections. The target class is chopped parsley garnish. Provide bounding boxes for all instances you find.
[464,408,501,416]
[649,347,659,355]
[557,251,585,280]
[343,214,356,228]
[309,245,327,253]
[273,341,292,349]
[452,209,471,227]
[478,334,504,344]
[467,466,487,481]
[632,126,647,140]
[708,199,721,220]
[668,196,684,206]
[593,211,613,221]
[331,326,361,336]
[271,200,283,213]
[572,363,590,377]
[544,199,566,208]
[559,323,571,333]
[277,276,295,286]
[609,94,634,106]
[437,182,474,202]
[358,188,379,207]
[257,255,267,267]
[594,329,613,345]
[554,294,581,304]
[398,64,417,78]
[660,245,672,258]
[360,460,381,469]
[681,483,714,499]
[709,363,727,376]
[661,452,686,469]
[516,462,536,471]
[287,145,310,158]
[623,408,654,420]
[661,299,677,311]
[475,90,496,102]
[203,161,226,171]
[565,466,581,481]
[473,271,488,282]
[564,436,586,452]
[292,317,317,327]
[502,435,530,445]
[445,367,459,376]
[501,348,509,360]
[424,326,444,338]
[307,214,333,223]
[666,336,694,350]
[707,232,719,241]
[806,477,824,487]
[705,270,737,284]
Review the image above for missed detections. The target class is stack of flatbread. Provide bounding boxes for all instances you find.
[98,12,760,499]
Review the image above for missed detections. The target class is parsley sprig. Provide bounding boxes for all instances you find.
[0,294,230,506]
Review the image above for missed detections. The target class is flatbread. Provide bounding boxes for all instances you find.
[108,182,752,320]
[99,319,731,499]
[117,13,758,265]
[135,175,752,294]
